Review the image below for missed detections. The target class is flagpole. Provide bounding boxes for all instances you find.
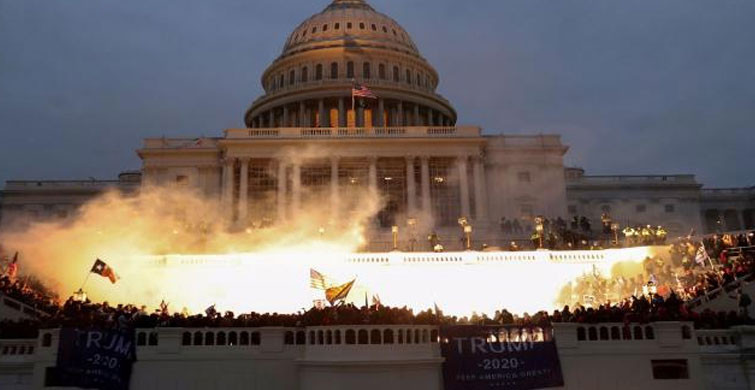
[79,271,92,291]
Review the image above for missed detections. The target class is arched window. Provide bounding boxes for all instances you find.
[322,24,328,32]
[217,332,226,346]
[378,64,386,79]
[599,327,609,340]
[289,70,295,85]
[334,330,342,344]
[610,327,620,340]
[371,24,377,31]
[347,22,353,29]
[296,331,306,345]
[330,62,339,79]
[359,22,365,30]
[317,330,324,345]
[311,26,317,34]
[382,26,388,33]
[363,62,371,79]
[431,329,439,343]
[301,66,308,83]
[229,332,238,346]
[205,332,215,346]
[309,331,316,345]
[240,332,250,345]
[645,326,655,340]
[682,326,692,340]
[634,326,644,340]
[416,72,421,85]
[182,332,191,346]
[370,329,382,344]
[251,332,261,345]
[193,331,203,346]
[137,333,146,346]
[334,23,340,30]
[588,327,597,341]
[397,329,404,344]
[393,66,400,82]
[384,329,394,344]
[315,64,323,81]
[148,332,158,346]
[406,69,412,84]
[358,329,369,344]
[42,333,52,347]
[326,330,333,345]
[284,331,294,345]
[345,329,356,344]
[347,61,355,79]
[278,74,284,88]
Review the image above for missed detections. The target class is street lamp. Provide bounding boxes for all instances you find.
[464,224,473,250]
[534,216,544,249]
[611,223,620,246]
[391,225,399,251]
[407,217,417,252]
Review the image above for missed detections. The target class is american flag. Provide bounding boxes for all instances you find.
[351,83,377,99]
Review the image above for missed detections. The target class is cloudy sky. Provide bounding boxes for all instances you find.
[0,0,753,187]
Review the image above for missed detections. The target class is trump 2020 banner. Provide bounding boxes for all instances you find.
[440,325,564,390]
[51,328,136,390]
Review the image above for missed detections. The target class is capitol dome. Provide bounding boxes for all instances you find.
[245,0,456,129]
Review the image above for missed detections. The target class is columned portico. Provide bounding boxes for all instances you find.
[420,156,431,215]
[292,162,302,214]
[406,156,417,217]
[222,158,235,220]
[458,155,471,218]
[277,160,287,222]
[238,158,250,222]
[472,155,487,222]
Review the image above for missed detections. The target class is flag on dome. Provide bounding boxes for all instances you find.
[325,279,356,305]
[90,259,119,284]
[352,83,377,99]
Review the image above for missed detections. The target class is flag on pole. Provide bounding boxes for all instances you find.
[325,279,356,305]
[695,245,709,266]
[90,259,119,284]
[371,294,381,309]
[351,83,377,99]
[7,252,18,279]
[310,269,329,290]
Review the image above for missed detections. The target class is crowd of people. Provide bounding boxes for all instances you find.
[1,230,754,340]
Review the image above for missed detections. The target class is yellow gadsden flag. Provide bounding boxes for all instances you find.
[325,279,356,305]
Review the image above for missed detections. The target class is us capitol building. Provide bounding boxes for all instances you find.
[0,0,752,248]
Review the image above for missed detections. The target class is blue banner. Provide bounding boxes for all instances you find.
[440,325,564,390]
[52,328,136,390]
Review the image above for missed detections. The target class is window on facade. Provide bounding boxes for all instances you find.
[382,26,388,33]
[334,23,340,30]
[429,158,460,227]
[416,72,421,85]
[301,66,308,83]
[517,172,531,183]
[175,175,189,186]
[363,62,371,79]
[322,24,328,32]
[311,27,317,34]
[330,62,339,79]
[665,204,675,213]
[278,74,284,88]
[378,64,386,79]
[636,204,647,213]
[347,22,352,29]
[359,22,365,29]
[347,61,354,79]
[315,64,323,80]
[405,69,412,84]
[393,66,400,82]
[289,70,295,85]
[392,28,397,35]
[371,24,377,31]
[568,205,577,214]
[651,360,689,380]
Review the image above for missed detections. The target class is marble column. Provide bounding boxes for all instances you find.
[299,102,306,127]
[368,156,378,195]
[458,155,471,218]
[473,155,488,221]
[397,101,404,126]
[223,158,235,220]
[406,156,417,216]
[377,99,385,127]
[338,98,346,127]
[420,156,431,214]
[330,156,340,217]
[238,158,250,222]
[277,160,287,223]
[318,99,327,128]
[292,162,302,215]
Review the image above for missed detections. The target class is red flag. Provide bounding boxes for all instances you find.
[90,259,119,284]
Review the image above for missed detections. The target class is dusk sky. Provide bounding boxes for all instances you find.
[0,0,753,187]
